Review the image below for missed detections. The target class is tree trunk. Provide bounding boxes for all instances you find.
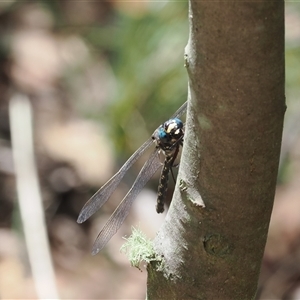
[147,1,285,299]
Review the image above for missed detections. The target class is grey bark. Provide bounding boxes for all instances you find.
[147,1,285,299]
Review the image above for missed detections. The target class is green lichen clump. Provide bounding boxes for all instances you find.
[120,227,161,270]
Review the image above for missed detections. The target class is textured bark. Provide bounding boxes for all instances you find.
[147,1,285,299]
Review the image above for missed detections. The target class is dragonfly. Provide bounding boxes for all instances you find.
[77,101,187,255]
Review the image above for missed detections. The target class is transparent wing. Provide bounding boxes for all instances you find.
[77,101,187,224]
[171,100,187,119]
[77,138,153,223]
[91,149,162,255]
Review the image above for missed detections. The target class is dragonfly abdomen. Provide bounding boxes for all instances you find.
[156,158,172,213]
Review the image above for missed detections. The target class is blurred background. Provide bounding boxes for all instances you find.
[0,1,299,299]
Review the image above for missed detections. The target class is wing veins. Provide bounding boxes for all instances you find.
[91,149,162,254]
[77,137,153,223]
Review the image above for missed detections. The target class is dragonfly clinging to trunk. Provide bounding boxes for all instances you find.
[77,101,187,255]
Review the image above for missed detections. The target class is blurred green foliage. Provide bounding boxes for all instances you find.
[0,0,189,159]
[84,2,189,157]
[31,1,188,159]
[4,0,299,178]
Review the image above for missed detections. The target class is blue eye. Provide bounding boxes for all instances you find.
[157,127,168,139]
[173,118,183,127]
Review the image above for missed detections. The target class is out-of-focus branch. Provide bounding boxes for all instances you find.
[9,93,59,299]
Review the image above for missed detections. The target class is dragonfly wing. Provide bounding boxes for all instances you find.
[77,138,154,223]
[91,149,162,255]
[172,101,187,119]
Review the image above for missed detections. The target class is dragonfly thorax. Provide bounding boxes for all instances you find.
[152,117,184,153]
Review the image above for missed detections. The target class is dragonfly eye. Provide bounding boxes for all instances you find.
[157,126,167,139]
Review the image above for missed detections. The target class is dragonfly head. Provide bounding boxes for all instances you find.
[152,118,184,152]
